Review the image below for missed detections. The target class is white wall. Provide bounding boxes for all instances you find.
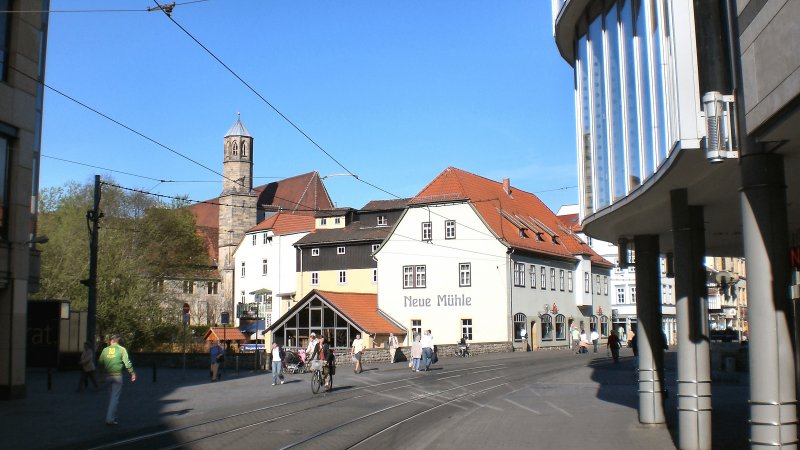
[233,230,309,327]
[376,203,509,345]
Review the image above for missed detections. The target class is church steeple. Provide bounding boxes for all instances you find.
[222,112,254,195]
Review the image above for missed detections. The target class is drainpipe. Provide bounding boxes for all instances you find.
[508,248,515,348]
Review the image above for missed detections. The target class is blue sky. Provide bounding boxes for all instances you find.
[40,0,578,212]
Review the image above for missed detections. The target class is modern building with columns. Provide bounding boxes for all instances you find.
[552,0,800,448]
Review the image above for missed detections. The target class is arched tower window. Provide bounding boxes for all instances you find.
[233,142,238,156]
[241,142,247,157]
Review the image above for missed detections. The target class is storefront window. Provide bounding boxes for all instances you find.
[555,314,566,340]
[600,315,609,337]
[514,313,527,341]
[541,314,553,341]
[272,299,357,349]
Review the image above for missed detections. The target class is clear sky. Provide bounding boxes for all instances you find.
[40,0,578,213]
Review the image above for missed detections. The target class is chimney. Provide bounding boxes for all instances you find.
[502,178,511,196]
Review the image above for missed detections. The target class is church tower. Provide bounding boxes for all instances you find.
[219,114,258,311]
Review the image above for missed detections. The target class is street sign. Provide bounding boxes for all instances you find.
[220,311,230,325]
[183,303,190,314]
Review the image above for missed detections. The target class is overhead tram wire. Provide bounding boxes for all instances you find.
[100,180,327,214]
[8,64,243,189]
[149,0,397,200]
[148,2,553,243]
[2,0,209,14]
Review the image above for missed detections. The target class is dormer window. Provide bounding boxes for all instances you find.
[377,215,388,226]
[335,217,341,225]
[337,246,346,255]
[311,248,320,257]
[320,218,327,225]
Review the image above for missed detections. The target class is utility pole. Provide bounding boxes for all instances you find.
[83,175,102,346]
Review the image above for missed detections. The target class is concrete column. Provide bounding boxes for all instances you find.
[671,189,712,449]
[741,153,798,448]
[635,234,666,424]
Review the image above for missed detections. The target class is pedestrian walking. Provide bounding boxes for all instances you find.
[578,329,589,354]
[570,326,580,351]
[209,340,223,381]
[590,329,599,353]
[352,333,366,373]
[270,342,285,386]
[388,333,399,363]
[306,332,318,358]
[76,341,98,392]
[410,334,422,372]
[607,330,621,363]
[98,335,135,426]
[421,330,434,371]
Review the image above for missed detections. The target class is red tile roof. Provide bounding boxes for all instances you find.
[189,172,335,263]
[256,171,334,214]
[204,327,249,342]
[415,167,612,267]
[249,212,316,234]
[312,290,404,335]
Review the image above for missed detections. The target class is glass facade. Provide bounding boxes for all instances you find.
[576,0,678,215]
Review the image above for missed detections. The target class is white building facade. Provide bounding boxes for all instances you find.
[376,168,612,350]
[232,213,314,339]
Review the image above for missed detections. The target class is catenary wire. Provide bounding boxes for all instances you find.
[7,63,244,188]
[2,0,208,14]
[149,0,397,200]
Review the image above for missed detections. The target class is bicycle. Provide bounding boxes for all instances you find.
[310,361,332,394]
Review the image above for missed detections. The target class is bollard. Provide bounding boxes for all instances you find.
[152,363,157,383]
[47,368,52,391]
[235,355,239,375]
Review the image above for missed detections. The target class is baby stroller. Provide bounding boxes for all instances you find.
[455,338,470,357]
[284,348,307,374]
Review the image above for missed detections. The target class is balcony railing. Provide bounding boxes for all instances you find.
[236,302,270,320]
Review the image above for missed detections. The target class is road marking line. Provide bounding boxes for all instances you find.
[438,374,463,380]
[545,401,573,417]
[462,398,503,411]
[529,387,542,396]
[504,398,540,414]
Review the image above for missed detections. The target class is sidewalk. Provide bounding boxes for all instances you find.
[1,350,749,449]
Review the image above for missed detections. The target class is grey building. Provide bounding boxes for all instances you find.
[552,0,800,448]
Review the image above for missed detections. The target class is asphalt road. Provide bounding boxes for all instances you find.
[6,348,749,449]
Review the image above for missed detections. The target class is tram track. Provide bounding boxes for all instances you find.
[86,363,509,450]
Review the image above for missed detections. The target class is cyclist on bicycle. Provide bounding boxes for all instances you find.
[310,335,335,391]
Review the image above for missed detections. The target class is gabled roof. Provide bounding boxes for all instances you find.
[557,212,583,232]
[249,212,315,235]
[266,290,404,335]
[294,220,391,246]
[256,171,334,215]
[361,198,412,211]
[414,167,612,267]
[189,172,335,262]
[203,327,249,341]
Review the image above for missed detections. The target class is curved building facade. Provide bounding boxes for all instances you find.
[553,1,800,448]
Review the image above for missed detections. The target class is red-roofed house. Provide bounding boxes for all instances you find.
[375,167,613,350]
[266,290,405,351]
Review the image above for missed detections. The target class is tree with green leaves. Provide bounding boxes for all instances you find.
[35,180,214,350]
